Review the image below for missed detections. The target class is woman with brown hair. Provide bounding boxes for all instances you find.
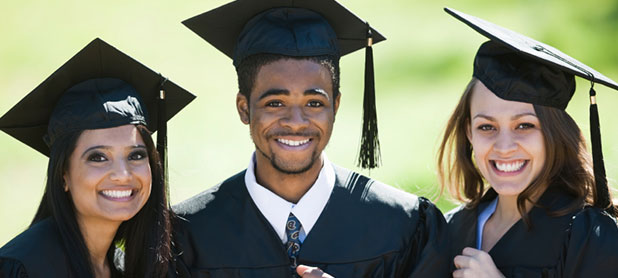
[438,8,618,278]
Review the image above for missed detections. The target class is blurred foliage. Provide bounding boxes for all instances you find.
[1,0,618,245]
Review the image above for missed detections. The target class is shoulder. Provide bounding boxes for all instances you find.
[0,218,63,259]
[0,218,67,276]
[173,170,246,216]
[332,165,443,221]
[445,204,473,224]
[570,206,618,240]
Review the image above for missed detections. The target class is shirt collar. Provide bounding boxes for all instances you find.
[244,152,336,242]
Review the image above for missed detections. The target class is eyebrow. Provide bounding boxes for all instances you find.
[472,112,538,121]
[257,88,330,101]
[258,89,288,100]
[81,144,147,159]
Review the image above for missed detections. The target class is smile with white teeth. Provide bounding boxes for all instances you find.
[277,138,310,147]
[101,190,133,198]
[494,160,526,173]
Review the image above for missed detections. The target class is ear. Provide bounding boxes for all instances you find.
[236,92,250,125]
[62,174,69,192]
[333,92,341,116]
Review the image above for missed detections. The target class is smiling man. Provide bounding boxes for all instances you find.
[173,0,450,277]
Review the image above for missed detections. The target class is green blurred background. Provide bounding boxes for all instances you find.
[2,0,618,246]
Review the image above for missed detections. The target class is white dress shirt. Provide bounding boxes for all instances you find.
[244,152,336,244]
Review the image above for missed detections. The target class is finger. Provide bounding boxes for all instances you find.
[461,247,480,256]
[296,265,311,275]
[452,269,467,278]
[453,255,471,269]
[296,265,334,278]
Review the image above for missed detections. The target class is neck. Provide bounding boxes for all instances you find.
[494,195,522,223]
[494,187,546,224]
[77,216,121,278]
[254,153,324,203]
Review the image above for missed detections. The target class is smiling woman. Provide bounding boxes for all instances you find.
[438,8,618,278]
[0,39,194,278]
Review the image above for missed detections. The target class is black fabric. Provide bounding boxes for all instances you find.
[173,165,450,277]
[232,8,340,68]
[0,38,195,156]
[45,78,147,147]
[473,41,575,110]
[444,7,618,91]
[0,218,71,278]
[446,187,618,277]
[182,0,385,62]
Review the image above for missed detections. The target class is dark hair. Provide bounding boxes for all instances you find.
[437,78,599,226]
[236,53,340,103]
[31,125,172,277]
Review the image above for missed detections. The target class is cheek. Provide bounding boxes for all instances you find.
[469,135,492,159]
[250,110,278,133]
[136,164,152,192]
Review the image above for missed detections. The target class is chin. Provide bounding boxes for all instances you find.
[490,182,529,197]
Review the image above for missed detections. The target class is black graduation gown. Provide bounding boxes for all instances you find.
[0,218,71,278]
[446,188,618,278]
[173,165,450,278]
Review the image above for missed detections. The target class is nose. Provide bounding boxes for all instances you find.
[280,106,310,130]
[109,159,132,183]
[493,129,518,155]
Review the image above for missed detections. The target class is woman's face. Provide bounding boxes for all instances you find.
[467,82,546,196]
[64,125,151,224]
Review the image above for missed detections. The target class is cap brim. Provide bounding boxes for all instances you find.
[0,38,196,156]
[445,7,618,91]
[183,0,386,59]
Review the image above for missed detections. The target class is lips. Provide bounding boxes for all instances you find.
[99,189,135,201]
[491,160,528,174]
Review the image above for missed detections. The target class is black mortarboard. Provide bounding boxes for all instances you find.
[0,38,195,176]
[183,0,385,169]
[445,7,618,215]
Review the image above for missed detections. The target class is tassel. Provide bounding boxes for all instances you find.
[157,77,169,188]
[589,86,615,215]
[357,24,381,170]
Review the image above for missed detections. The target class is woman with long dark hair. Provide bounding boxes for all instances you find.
[438,8,618,278]
[0,38,194,277]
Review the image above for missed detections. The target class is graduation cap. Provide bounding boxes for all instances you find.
[445,7,618,214]
[0,38,195,175]
[183,0,385,169]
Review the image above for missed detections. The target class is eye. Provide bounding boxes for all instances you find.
[307,100,324,108]
[266,100,283,107]
[517,123,536,130]
[87,152,107,162]
[129,150,148,161]
[477,124,495,131]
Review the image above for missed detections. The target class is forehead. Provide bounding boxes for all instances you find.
[251,59,333,97]
[76,125,144,148]
[470,81,536,117]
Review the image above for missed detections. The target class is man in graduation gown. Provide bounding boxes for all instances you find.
[173,1,450,277]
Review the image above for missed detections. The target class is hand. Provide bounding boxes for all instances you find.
[453,247,504,278]
[296,265,334,278]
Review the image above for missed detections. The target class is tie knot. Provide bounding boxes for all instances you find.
[286,213,301,234]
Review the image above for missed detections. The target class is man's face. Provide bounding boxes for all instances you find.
[237,58,340,174]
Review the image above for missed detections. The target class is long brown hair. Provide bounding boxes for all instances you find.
[437,78,597,225]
